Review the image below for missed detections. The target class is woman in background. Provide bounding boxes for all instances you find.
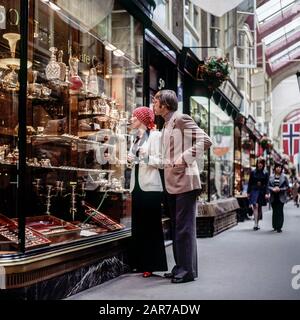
[128,107,167,277]
[267,162,289,233]
[247,158,269,230]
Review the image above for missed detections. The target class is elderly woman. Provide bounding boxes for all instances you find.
[128,106,167,277]
[267,162,289,233]
[247,158,269,231]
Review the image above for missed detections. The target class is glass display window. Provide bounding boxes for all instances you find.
[0,0,143,254]
[190,96,209,200]
[209,99,234,200]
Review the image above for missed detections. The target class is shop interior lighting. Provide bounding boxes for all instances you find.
[43,1,138,67]
[104,42,117,51]
[113,49,125,57]
[48,2,61,11]
[134,67,143,73]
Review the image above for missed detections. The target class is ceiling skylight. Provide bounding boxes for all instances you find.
[256,0,295,23]
[262,15,300,46]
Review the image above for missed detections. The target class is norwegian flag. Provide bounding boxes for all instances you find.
[282,122,300,161]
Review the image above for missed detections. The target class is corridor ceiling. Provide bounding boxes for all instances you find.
[256,0,300,81]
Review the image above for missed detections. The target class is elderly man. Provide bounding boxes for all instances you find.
[153,89,212,283]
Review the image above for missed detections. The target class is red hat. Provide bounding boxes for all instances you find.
[133,107,155,129]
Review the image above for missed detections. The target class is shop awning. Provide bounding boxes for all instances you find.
[190,0,245,17]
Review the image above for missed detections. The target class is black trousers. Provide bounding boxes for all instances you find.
[130,166,168,272]
[167,190,198,279]
[271,200,284,231]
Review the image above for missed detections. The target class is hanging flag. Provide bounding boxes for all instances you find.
[282,122,300,161]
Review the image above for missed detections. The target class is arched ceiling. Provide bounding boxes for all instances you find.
[256,0,300,87]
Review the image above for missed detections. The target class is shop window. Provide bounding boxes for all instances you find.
[184,27,200,57]
[256,102,262,117]
[210,99,234,200]
[190,96,209,200]
[210,15,221,48]
[0,0,143,253]
[154,0,171,30]
[184,0,192,21]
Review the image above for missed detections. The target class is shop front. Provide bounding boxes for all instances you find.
[234,115,258,196]
[0,0,154,299]
[179,48,242,237]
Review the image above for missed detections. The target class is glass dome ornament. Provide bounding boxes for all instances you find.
[45,47,61,81]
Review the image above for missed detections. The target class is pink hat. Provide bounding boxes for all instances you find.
[133,107,155,129]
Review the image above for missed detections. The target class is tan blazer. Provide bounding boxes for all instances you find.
[162,111,212,194]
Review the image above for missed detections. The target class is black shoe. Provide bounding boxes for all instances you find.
[171,276,194,284]
[164,272,174,279]
[253,226,260,231]
[277,229,282,233]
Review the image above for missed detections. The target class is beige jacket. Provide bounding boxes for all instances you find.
[129,130,163,192]
[162,111,212,194]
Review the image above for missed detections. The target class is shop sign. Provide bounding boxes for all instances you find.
[246,115,255,132]
[213,125,232,136]
[213,125,233,157]
[219,80,243,110]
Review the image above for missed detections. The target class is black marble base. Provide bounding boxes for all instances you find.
[0,241,131,300]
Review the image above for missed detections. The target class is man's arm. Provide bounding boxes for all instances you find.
[177,114,212,165]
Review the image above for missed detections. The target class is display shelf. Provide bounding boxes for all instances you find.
[0,161,115,174]
[31,133,116,147]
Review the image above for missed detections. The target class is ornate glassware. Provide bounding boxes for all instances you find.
[88,67,99,95]
[45,47,61,81]
[3,64,19,90]
[57,50,66,81]
[69,55,83,92]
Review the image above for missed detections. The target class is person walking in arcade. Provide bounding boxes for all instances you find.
[247,158,269,231]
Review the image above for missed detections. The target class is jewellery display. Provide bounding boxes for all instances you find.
[18,215,81,244]
[82,202,125,231]
[0,214,51,249]
[0,1,139,251]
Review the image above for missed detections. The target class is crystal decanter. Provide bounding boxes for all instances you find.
[69,55,83,92]
[88,67,99,96]
[45,47,61,81]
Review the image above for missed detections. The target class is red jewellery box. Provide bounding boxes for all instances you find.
[82,203,125,231]
[13,215,81,244]
[0,213,51,249]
